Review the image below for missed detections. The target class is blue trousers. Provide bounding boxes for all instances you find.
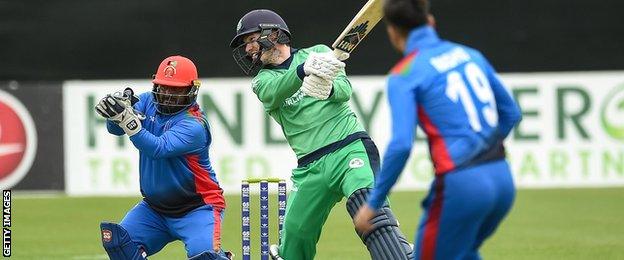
[414,159,515,260]
[120,201,223,258]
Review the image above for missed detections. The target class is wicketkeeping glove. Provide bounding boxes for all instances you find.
[301,74,333,100]
[122,87,140,106]
[95,88,145,136]
[115,107,142,136]
[303,52,345,81]
[95,94,131,122]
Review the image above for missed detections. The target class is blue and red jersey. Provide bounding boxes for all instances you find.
[368,25,521,210]
[107,92,225,216]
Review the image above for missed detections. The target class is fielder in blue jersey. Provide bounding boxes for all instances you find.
[95,55,230,260]
[354,0,522,259]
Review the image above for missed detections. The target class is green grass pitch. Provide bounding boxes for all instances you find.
[13,188,624,259]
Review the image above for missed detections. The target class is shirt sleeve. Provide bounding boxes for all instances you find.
[367,75,418,210]
[129,118,208,159]
[133,92,151,114]
[482,59,522,138]
[252,66,304,111]
[106,121,125,136]
[327,71,352,102]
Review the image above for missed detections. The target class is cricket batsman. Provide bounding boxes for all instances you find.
[95,55,230,260]
[354,0,523,259]
[229,9,414,260]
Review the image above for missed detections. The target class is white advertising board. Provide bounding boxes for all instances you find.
[64,72,624,195]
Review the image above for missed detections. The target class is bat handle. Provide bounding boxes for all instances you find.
[333,49,350,61]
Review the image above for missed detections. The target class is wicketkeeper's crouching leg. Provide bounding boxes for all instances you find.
[347,188,414,260]
[101,222,232,260]
[100,222,148,260]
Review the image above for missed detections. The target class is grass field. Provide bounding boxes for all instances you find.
[13,188,624,259]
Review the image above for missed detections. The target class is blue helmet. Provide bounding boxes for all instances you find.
[230,9,292,75]
[229,9,291,48]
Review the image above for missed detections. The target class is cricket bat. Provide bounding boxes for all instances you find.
[332,0,384,61]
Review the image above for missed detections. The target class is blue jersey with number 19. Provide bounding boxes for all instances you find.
[368,25,521,210]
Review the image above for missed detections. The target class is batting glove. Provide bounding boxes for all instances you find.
[301,74,333,100]
[303,52,345,81]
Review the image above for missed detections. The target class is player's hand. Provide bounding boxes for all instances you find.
[95,88,144,136]
[301,74,333,100]
[115,106,143,136]
[303,52,345,81]
[95,94,131,122]
[353,204,376,234]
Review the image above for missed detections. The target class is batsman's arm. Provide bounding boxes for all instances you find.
[327,71,352,102]
[253,67,304,111]
[129,119,206,159]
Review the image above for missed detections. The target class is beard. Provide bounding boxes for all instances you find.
[260,48,281,65]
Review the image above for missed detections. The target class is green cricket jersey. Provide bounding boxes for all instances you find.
[252,44,365,158]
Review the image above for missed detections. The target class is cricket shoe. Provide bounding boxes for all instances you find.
[269,244,283,260]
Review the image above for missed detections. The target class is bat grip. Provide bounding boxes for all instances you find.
[333,49,350,61]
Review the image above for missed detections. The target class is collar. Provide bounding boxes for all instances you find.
[404,25,440,55]
[264,47,299,70]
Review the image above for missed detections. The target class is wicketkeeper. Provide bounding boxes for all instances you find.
[95,55,230,260]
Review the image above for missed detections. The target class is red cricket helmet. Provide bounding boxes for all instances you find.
[151,55,201,115]
[152,55,198,87]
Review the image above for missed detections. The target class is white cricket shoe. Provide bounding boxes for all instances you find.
[269,244,283,260]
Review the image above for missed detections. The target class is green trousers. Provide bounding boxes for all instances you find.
[279,139,376,260]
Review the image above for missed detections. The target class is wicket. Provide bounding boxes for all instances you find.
[241,178,287,260]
